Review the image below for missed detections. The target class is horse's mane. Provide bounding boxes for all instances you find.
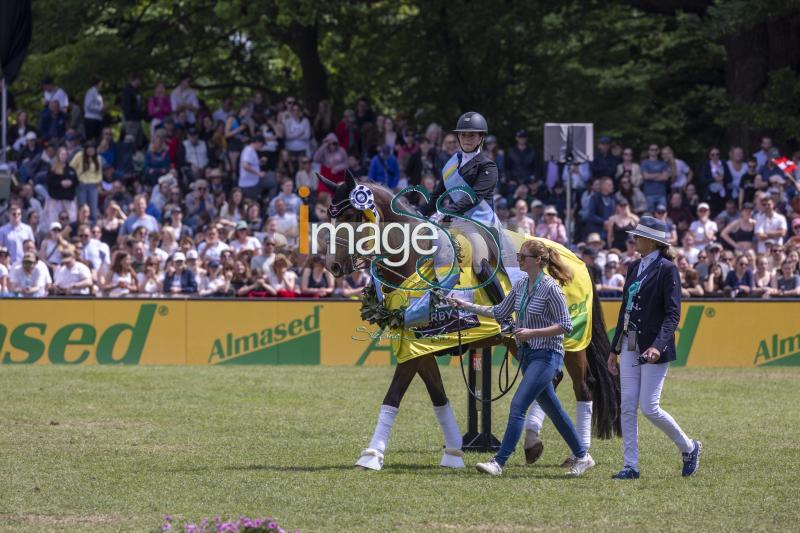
[362,180,422,223]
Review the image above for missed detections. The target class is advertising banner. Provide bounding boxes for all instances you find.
[0,299,797,367]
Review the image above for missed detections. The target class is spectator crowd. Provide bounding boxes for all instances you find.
[1,74,799,299]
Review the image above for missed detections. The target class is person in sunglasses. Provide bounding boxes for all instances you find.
[608,216,701,479]
[448,240,595,477]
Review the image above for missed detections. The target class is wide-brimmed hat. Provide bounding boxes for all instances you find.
[626,215,671,246]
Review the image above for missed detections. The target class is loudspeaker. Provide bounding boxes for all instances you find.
[543,123,594,164]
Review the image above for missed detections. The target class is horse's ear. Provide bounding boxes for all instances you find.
[345,170,356,191]
[316,172,339,192]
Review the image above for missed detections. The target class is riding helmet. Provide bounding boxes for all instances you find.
[454,111,488,133]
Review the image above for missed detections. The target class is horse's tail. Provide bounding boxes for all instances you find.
[586,284,622,439]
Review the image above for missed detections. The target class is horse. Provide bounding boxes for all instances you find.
[317,172,619,470]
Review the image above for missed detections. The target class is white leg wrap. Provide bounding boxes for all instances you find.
[576,401,593,450]
[525,401,546,433]
[356,405,398,470]
[434,403,464,468]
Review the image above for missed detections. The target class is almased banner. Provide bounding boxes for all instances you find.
[0,299,797,367]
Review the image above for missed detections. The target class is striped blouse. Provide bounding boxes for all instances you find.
[491,274,573,354]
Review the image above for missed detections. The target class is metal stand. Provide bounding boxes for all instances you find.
[462,347,500,452]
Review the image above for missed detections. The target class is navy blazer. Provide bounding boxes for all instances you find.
[611,255,681,364]
[163,269,197,294]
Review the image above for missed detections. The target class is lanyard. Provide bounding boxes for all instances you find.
[625,258,656,312]
[518,272,544,314]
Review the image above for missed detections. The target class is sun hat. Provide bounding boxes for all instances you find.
[626,215,671,246]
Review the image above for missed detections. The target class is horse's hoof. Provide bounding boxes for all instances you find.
[523,431,544,465]
[354,448,384,471]
[440,448,465,469]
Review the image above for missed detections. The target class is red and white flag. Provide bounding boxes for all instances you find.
[773,157,798,177]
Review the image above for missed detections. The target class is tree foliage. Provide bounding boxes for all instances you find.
[10,0,800,159]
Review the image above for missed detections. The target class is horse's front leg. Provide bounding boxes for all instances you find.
[417,355,465,469]
[355,359,418,471]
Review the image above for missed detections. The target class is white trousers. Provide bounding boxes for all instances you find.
[620,340,693,469]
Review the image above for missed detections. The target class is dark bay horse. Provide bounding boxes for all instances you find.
[317,173,619,470]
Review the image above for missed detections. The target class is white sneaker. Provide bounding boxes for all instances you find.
[476,458,503,476]
[567,453,595,477]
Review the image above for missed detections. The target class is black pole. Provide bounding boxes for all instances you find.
[462,347,500,452]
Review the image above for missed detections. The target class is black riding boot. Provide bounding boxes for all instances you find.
[475,258,514,335]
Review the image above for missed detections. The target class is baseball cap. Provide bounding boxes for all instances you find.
[599,135,611,144]
[235,220,248,231]
[208,260,221,269]
[515,129,528,138]
[655,204,667,213]
[172,252,186,262]
[22,252,36,263]
[697,202,710,211]
[187,126,198,135]
[531,200,544,208]
[707,243,722,252]
[544,206,558,215]
[186,250,198,260]
[50,221,62,231]
[606,253,620,264]
[25,131,37,141]
[0,246,8,255]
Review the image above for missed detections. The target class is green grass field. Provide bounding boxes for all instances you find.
[1,366,799,532]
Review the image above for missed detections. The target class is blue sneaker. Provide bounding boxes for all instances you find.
[612,466,640,479]
[682,440,702,477]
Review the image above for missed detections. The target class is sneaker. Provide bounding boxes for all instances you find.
[523,430,544,465]
[612,466,640,479]
[567,453,595,477]
[476,458,503,476]
[682,440,702,477]
[560,454,576,468]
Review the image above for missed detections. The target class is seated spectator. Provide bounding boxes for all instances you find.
[180,127,208,181]
[688,202,717,251]
[720,202,755,252]
[79,223,110,272]
[196,261,226,297]
[163,252,197,295]
[185,179,217,225]
[198,225,230,263]
[597,254,625,297]
[269,178,302,217]
[754,197,787,254]
[270,199,299,247]
[769,260,800,297]
[229,221,261,255]
[582,248,602,283]
[0,204,36,265]
[752,255,773,298]
[584,232,607,268]
[250,235,277,276]
[662,145,692,192]
[535,205,567,244]
[39,221,68,268]
[715,199,740,231]
[336,268,368,298]
[509,199,536,236]
[136,256,163,296]
[0,247,9,295]
[724,255,753,297]
[300,255,335,298]
[266,253,297,297]
[9,251,48,297]
[369,144,400,189]
[219,188,247,223]
[703,262,726,297]
[101,251,138,297]
[230,258,269,297]
[283,102,311,159]
[52,247,93,295]
[38,100,67,142]
[680,268,704,297]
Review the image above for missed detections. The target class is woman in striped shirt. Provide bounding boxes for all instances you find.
[448,240,595,476]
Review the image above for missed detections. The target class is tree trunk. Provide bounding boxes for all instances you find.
[287,23,329,111]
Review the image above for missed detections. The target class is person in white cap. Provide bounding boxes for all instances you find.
[608,216,701,479]
[688,202,717,252]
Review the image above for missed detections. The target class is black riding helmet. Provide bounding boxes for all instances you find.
[454,111,488,153]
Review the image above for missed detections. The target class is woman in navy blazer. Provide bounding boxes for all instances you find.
[608,216,701,479]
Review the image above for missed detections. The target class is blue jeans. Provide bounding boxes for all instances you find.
[494,347,586,465]
[77,183,99,222]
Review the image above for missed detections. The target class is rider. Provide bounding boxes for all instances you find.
[420,112,509,310]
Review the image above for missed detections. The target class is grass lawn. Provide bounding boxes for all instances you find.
[1,365,798,532]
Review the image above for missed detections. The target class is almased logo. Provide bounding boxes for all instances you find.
[208,305,322,365]
[754,331,800,366]
[567,296,589,342]
[0,304,157,365]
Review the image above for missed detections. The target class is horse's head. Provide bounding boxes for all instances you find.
[317,172,425,283]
